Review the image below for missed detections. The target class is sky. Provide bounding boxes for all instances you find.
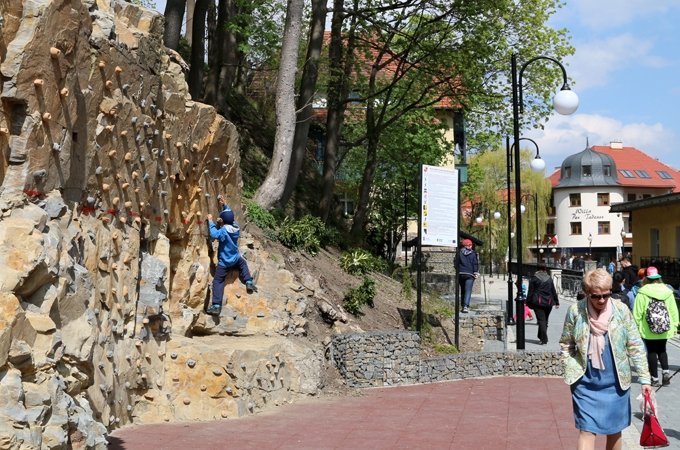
[525,0,680,172]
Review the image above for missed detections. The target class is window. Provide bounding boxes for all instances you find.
[635,170,651,179]
[569,193,581,207]
[651,228,660,257]
[597,193,610,206]
[563,167,571,178]
[598,221,610,234]
[643,194,652,199]
[603,165,611,176]
[570,222,582,235]
[657,170,673,179]
[582,165,592,177]
[627,193,637,202]
[620,170,635,178]
[546,223,555,235]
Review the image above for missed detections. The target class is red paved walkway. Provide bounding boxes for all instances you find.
[109,377,601,450]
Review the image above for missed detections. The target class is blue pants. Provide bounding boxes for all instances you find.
[211,257,252,306]
[459,276,474,308]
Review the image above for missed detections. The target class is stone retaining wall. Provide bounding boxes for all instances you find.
[332,331,563,388]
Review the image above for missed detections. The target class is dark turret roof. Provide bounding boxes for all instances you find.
[556,145,619,188]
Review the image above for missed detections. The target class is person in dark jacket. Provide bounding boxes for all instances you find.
[527,263,559,345]
[619,256,638,290]
[455,239,479,313]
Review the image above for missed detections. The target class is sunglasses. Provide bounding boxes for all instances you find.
[588,292,611,300]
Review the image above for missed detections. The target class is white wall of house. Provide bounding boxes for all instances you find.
[554,187,626,250]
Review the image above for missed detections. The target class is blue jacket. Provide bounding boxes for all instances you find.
[209,205,241,267]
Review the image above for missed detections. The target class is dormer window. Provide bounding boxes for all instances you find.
[564,166,571,178]
[582,165,592,177]
[603,165,611,176]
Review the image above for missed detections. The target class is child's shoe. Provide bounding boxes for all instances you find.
[246,280,257,293]
[206,304,222,316]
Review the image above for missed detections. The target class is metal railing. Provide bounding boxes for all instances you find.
[639,256,680,288]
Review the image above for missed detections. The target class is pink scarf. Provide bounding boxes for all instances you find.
[587,299,611,370]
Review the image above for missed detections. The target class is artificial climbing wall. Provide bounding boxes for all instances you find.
[0,1,320,448]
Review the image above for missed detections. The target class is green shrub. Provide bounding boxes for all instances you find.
[433,343,459,354]
[244,199,278,232]
[340,248,389,275]
[277,215,335,255]
[340,249,372,275]
[343,277,376,315]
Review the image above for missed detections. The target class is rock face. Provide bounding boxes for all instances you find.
[0,1,321,447]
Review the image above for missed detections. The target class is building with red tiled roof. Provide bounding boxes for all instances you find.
[546,141,680,265]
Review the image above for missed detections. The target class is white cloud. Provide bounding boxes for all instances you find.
[565,34,667,91]
[525,113,680,171]
[565,0,680,30]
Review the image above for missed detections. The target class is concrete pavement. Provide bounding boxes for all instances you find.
[109,271,680,449]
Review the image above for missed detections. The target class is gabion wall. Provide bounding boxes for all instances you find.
[332,331,563,388]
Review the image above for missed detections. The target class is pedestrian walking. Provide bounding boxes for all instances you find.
[526,263,559,345]
[205,195,257,316]
[455,239,479,313]
[632,266,679,387]
[619,255,638,290]
[559,268,651,450]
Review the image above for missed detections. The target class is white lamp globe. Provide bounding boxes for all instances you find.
[475,216,483,224]
[520,205,526,214]
[552,248,556,253]
[539,248,544,254]
[510,232,515,238]
[493,211,501,220]
[553,89,579,115]
[530,157,546,172]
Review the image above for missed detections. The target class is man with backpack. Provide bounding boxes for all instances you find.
[632,266,679,387]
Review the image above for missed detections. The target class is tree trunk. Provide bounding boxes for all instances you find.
[319,0,356,221]
[188,0,209,100]
[279,0,327,208]
[350,134,379,238]
[203,0,221,106]
[253,0,305,209]
[215,0,239,116]
[163,0,186,50]
[185,0,196,43]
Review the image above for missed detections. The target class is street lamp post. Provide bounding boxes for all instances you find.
[588,233,593,258]
[510,53,578,350]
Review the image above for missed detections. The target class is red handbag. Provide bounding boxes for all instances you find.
[640,391,669,448]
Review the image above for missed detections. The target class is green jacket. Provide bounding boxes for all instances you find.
[633,282,679,339]
[560,298,650,389]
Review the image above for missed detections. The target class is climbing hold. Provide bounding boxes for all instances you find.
[142,317,149,325]
[122,182,129,189]
[212,368,222,376]
[102,184,110,191]
[170,352,178,359]
[98,61,106,69]
[175,142,183,149]
[115,66,123,74]
[42,112,51,121]
[108,150,116,158]
[131,117,138,125]
[33,79,44,88]
[95,166,103,175]
[192,144,200,152]
[112,198,120,207]
[183,399,191,405]
[200,385,207,392]
[50,47,61,58]
[52,143,61,152]
[124,201,132,209]
[183,159,190,166]
[124,152,132,161]
[105,80,114,89]
[120,130,128,137]
[60,87,69,97]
